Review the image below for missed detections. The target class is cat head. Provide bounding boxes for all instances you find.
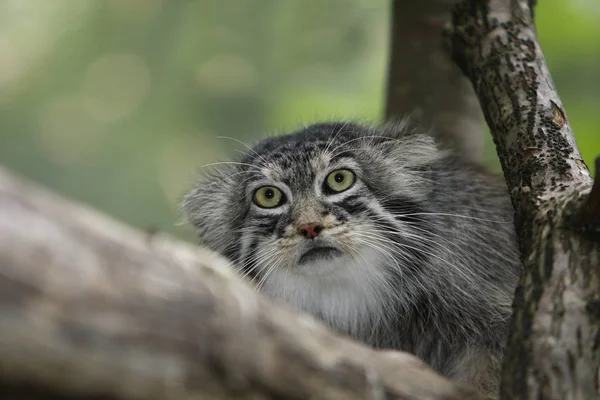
[183,121,442,328]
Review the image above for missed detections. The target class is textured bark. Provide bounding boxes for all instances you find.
[450,1,600,399]
[385,0,484,162]
[0,166,483,400]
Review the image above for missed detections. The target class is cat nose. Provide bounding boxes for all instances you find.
[298,222,323,239]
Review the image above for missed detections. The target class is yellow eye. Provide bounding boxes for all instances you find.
[325,169,355,193]
[254,186,283,208]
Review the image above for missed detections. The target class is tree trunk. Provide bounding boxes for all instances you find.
[0,166,482,399]
[385,0,484,163]
[449,1,600,398]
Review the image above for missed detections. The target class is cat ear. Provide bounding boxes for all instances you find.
[380,120,442,168]
[182,167,242,258]
[373,122,443,200]
[390,134,442,168]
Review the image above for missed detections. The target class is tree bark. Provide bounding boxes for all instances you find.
[0,166,482,400]
[450,1,600,399]
[385,0,485,163]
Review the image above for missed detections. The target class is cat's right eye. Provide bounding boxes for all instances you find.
[253,186,284,208]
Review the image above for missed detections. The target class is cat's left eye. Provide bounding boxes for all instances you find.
[325,169,355,193]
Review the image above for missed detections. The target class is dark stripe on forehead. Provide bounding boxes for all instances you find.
[328,149,357,163]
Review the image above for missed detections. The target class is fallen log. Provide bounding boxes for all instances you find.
[0,166,482,399]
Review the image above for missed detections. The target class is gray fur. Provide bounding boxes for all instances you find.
[183,121,521,397]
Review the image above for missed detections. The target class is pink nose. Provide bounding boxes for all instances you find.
[298,222,323,239]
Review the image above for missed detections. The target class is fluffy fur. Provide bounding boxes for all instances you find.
[183,121,522,396]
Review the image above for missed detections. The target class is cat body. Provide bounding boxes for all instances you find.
[184,121,521,396]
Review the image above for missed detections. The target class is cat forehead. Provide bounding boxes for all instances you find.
[236,122,399,183]
[244,124,378,165]
[255,148,333,182]
[249,123,376,159]
[251,137,346,164]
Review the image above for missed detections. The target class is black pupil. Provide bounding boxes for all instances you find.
[334,173,344,183]
[265,189,274,199]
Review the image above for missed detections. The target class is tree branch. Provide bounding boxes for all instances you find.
[385,0,484,163]
[0,166,483,400]
[450,1,600,398]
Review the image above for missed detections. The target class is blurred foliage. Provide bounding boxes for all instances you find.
[0,0,598,241]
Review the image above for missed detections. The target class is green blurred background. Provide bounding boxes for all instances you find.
[0,0,598,241]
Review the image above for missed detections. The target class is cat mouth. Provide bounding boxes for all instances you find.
[298,246,342,264]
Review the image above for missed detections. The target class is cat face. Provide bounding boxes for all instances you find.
[184,122,441,331]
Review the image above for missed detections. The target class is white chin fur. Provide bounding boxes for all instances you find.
[259,247,394,337]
